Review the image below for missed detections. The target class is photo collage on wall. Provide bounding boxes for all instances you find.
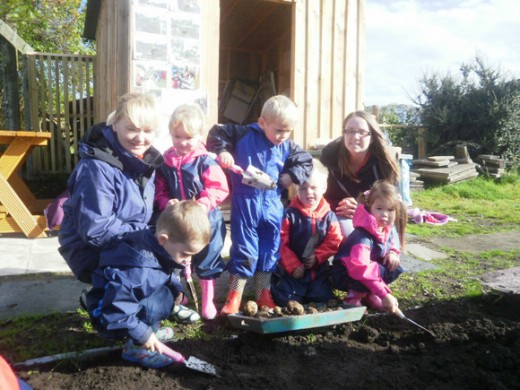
[132,0,207,112]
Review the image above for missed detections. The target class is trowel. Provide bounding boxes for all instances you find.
[395,308,435,337]
[159,342,220,376]
[228,164,277,190]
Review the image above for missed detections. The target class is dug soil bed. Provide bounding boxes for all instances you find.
[17,293,520,390]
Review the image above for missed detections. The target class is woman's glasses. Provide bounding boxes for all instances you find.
[343,129,371,137]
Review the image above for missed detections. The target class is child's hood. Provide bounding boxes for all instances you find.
[352,203,392,243]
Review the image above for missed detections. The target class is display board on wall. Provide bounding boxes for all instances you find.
[132,0,207,150]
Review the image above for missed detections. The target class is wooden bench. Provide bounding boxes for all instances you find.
[0,130,52,238]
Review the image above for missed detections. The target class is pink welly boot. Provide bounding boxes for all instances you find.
[200,278,217,320]
[362,294,384,312]
[343,290,367,307]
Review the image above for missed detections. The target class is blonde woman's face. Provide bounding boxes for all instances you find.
[112,116,154,156]
[343,116,371,156]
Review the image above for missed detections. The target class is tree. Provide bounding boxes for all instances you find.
[413,57,520,171]
[0,0,94,54]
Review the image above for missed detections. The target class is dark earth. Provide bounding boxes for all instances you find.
[16,293,520,390]
[12,177,519,389]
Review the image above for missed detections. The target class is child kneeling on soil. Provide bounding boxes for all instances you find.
[332,180,406,313]
[271,159,343,306]
[82,201,210,368]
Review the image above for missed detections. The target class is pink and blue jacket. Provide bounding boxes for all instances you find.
[154,142,229,213]
[333,203,401,298]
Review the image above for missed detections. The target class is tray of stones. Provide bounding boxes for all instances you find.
[227,305,366,334]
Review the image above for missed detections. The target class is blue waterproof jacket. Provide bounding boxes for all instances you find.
[58,123,164,283]
[207,123,312,277]
[87,229,184,345]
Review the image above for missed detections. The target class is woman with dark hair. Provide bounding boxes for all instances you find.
[320,110,400,237]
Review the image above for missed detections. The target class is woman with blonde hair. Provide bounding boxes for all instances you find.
[320,110,400,237]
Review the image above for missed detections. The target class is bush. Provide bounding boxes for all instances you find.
[414,57,520,171]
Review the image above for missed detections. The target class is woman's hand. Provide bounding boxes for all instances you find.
[335,197,357,218]
[278,173,293,189]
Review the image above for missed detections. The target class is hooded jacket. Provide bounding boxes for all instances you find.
[280,196,343,277]
[334,203,400,298]
[58,123,164,283]
[154,142,229,212]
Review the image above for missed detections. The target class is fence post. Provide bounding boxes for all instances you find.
[417,127,427,158]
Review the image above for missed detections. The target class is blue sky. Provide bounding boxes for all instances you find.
[364,0,520,106]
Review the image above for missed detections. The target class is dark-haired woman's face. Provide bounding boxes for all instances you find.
[343,116,371,156]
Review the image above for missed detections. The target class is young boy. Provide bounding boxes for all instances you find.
[82,201,210,368]
[271,159,343,306]
[207,95,313,315]
[154,103,229,320]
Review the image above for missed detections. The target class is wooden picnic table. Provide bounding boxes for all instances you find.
[0,130,52,238]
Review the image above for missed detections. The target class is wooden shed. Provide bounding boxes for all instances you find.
[85,0,364,149]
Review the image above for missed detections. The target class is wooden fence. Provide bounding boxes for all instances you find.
[25,53,95,174]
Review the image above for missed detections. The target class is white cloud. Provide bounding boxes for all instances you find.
[364,0,520,106]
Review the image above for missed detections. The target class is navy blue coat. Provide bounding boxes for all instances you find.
[87,229,184,345]
[58,124,163,283]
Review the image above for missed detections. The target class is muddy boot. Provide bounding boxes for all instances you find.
[254,272,276,309]
[221,274,246,316]
[343,290,366,307]
[200,278,217,320]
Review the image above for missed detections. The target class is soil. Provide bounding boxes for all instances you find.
[17,293,520,390]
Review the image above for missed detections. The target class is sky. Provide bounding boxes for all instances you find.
[364,0,520,107]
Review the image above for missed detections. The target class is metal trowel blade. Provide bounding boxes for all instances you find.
[185,356,220,377]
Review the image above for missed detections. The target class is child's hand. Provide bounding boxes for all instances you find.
[382,293,399,314]
[143,332,163,353]
[217,152,235,169]
[167,198,180,207]
[292,266,305,279]
[303,255,317,269]
[278,173,293,189]
[384,252,400,272]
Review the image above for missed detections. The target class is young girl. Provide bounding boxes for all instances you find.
[154,104,229,320]
[332,180,406,313]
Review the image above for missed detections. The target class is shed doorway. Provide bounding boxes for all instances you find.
[218,0,293,124]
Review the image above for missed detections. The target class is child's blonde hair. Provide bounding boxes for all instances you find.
[156,200,210,249]
[106,92,159,130]
[358,180,407,250]
[261,95,298,128]
[308,158,329,184]
[169,103,204,136]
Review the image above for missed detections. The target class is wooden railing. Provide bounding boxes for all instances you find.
[25,53,95,174]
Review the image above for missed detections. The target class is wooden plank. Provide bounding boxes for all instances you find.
[291,0,306,147]
[428,155,454,161]
[330,0,347,141]
[0,20,34,54]
[0,174,47,238]
[316,0,333,148]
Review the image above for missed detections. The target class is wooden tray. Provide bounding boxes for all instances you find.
[227,306,366,334]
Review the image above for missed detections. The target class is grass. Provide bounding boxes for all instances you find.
[1,173,520,364]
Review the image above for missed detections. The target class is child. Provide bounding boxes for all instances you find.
[271,159,343,306]
[207,95,313,315]
[332,180,406,313]
[154,103,230,320]
[82,201,210,368]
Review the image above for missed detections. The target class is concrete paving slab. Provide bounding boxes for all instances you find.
[405,243,448,261]
[478,266,520,295]
[401,253,437,273]
[430,232,520,253]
